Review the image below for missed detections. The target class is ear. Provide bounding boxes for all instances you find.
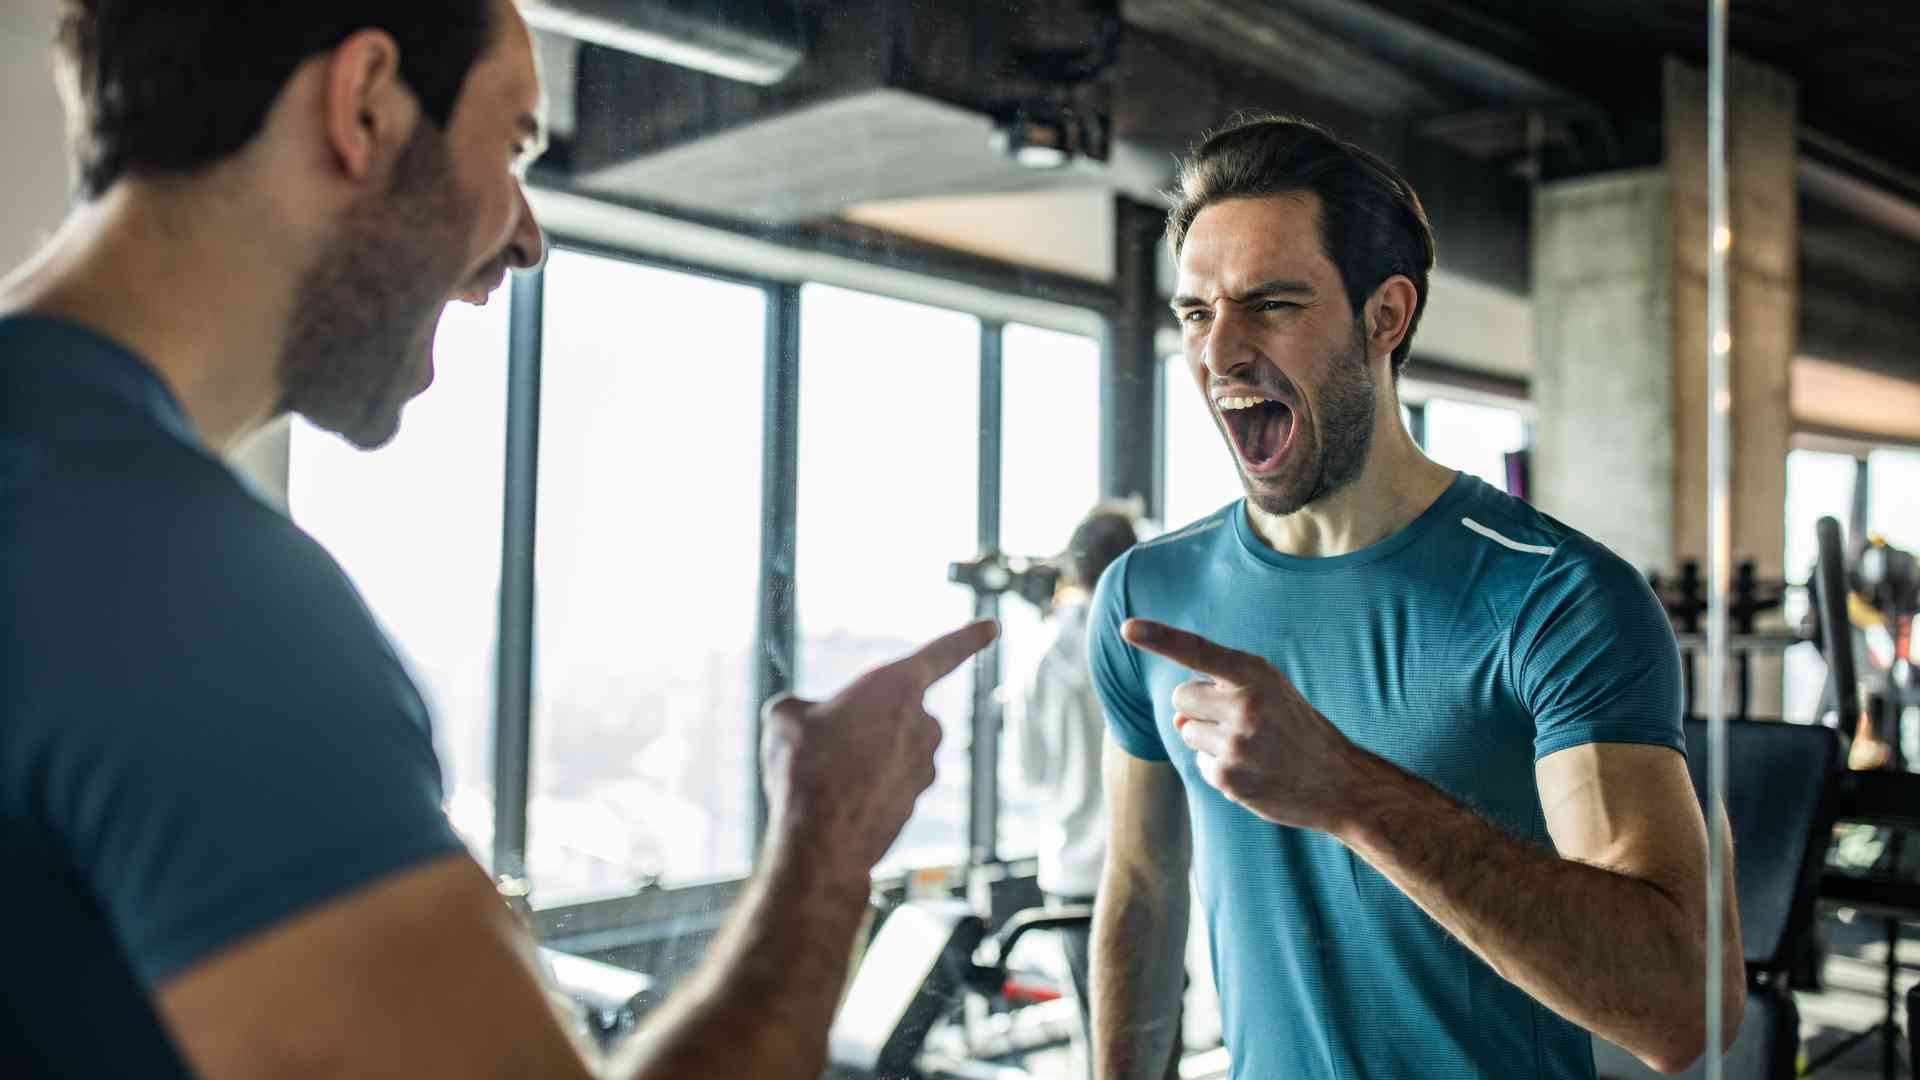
[1362,275,1420,364]
[321,30,417,183]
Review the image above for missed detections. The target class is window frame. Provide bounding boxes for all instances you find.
[478,229,1104,935]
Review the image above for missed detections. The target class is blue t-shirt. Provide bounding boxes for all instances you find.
[1089,474,1683,1080]
[0,316,464,1075]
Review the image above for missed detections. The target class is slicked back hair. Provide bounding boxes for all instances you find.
[1167,114,1436,375]
[53,1,498,200]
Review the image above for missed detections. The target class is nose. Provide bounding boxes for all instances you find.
[505,181,546,272]
[1202,305,1257,381]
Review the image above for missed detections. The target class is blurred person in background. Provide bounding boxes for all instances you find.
[1007,502,1144,1078]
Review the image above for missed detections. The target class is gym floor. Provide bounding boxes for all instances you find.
[1004,912,1916,1079]
[1799,914,1917,1079]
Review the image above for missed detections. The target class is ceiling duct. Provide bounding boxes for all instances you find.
[520,0,804,85]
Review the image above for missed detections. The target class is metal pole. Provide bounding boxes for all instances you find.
[1704,2,1733,1076]
[752,282,801,853]
[493,268,546,884]
[970,322,1005,865]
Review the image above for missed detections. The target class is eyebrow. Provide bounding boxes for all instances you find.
[1169,279,1317,310]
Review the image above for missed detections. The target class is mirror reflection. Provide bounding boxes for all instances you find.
[3,2,1917,1079]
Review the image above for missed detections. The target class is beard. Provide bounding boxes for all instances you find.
[277,125,472,450]
[1241,320,1378,517]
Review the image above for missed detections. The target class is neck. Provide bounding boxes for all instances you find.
[1244,394,1457,558]
[0,180,304,454]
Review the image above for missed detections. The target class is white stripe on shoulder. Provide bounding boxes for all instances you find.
[1460,517,1556,556]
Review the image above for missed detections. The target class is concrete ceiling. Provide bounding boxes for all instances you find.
[532,0,1920,381]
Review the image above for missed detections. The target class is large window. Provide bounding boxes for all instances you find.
[1782,448,1860,721]
[288,298,511,862]
[1160,355,1246,530]
[1420,397,1527,495]
[795,284,981,873]
[995,323,1101,861]
[1866,448,1920,551]
[527,251,766,903]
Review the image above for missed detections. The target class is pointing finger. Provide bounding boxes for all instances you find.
[902,619,999,688]
[1123,619,1266,686]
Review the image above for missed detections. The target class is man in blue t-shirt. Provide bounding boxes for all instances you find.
[1,4,992,1078]
[1087,116,1742,1080]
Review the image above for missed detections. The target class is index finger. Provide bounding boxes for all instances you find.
[1122,618,1264,686]
[900,619,1000,688]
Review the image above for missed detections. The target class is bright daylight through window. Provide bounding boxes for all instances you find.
[796,284,980,874]
[289,297,510,865]
[527,250,765,904]
[1782,448,1858,720]
[995,323,1101,861]
[1420,397,1526,495]
[1161,354,1248,531]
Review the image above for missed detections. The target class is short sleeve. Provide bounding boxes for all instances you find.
[1511,535,1685,762]
[26,476,464,987]
[1088,551,1167,761]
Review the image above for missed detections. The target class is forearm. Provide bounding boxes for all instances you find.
[1337,753,1725,1071]
[1090,858,1188,1080]
[606,834,868,1080]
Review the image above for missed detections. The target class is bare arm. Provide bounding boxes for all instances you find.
[1091,740,1190,1080]
[1338,742,1742,1073]
[157,621,997,1080]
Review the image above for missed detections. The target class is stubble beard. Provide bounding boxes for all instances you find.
[1242,323,1378,517]
[277,125,471,450]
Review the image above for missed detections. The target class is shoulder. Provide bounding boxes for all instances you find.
[8,438,414,732]
[1096,504,1238,607]
[1433,478,1653,623]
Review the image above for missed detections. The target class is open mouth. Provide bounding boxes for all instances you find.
[1218,395,1296,476]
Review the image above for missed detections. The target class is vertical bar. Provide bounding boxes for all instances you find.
[1850,456,1871,553]
[752,282,802,852]
[1408,402,1428,449]
[970,321,1005,865]
[1152,351,1169,527]
[1103,197,1165,520]
[493,268,545,883]
[1703,3,1733,1076]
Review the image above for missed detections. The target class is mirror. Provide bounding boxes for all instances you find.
[9,2,1920,1078]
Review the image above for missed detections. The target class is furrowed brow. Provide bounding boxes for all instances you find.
[1231,279,1316,303]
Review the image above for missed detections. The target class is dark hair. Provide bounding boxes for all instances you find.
[54,1,498,199]
[1167,114,1435,374]
[1062,506,1139,591]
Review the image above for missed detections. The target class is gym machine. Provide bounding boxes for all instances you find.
[826,898,1094,1080]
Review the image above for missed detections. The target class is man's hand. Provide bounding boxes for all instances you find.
[1121,618,1366,833]
[760,619,998,877]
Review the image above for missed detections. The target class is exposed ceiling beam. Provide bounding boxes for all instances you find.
[1120,0,1466,118]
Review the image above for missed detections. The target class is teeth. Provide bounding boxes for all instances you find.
[1217,396,1271,411]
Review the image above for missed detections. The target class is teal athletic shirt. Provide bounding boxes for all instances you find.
[1089,473,1684,1079]
[1,316,463,1074]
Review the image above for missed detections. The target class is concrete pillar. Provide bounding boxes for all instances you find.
[1532,169,1676,574]
[1665,56,1797,585]
[1532,55,1796,717]
[1101,196,1165,520]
